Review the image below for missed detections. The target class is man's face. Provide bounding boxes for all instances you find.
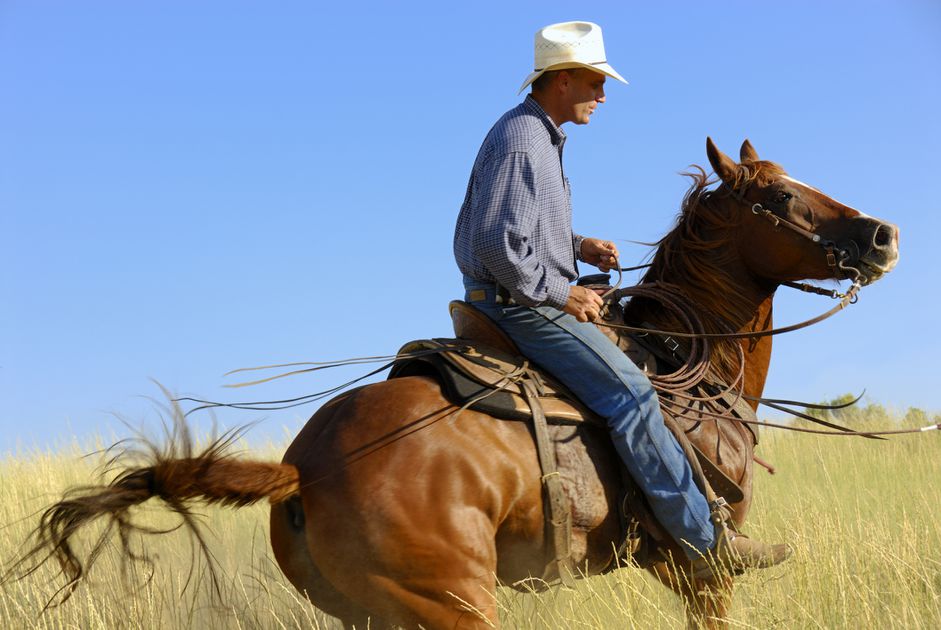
[562,69,606,125]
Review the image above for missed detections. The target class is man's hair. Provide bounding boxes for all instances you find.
[531,68,583,92]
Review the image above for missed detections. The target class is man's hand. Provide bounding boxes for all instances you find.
[563,285,605,322]
[580,238,619,272]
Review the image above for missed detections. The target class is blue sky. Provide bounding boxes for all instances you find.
[2,1,940,453]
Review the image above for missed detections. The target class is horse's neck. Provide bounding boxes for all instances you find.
[693,269,777,405]
[627,272,776,408]
[737,293,774,408]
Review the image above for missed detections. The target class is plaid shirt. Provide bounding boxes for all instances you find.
[454,95,583,309]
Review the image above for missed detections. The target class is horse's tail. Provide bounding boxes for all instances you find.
[8,412,299,607]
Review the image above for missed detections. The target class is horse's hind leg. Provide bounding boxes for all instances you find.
[276,377,517,628]
[270,499,390,628]
[344,573,500,629]
[271,496,497,629]
[305,499,501,629]
[312,531,501,629]
[648,560,734,629]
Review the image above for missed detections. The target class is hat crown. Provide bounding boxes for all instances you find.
[517,20,627,94]
[534,21,606,70]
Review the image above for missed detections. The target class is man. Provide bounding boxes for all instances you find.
[453,20,790,579]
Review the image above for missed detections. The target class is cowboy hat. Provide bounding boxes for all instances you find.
[518,21,628,94]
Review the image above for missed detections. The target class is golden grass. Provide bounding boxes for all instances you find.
[2,405,939,629]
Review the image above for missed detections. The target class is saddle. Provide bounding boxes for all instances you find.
[388,298,753,583]
[389,300,656,425]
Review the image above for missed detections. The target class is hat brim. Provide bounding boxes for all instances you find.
[518,61,628,94]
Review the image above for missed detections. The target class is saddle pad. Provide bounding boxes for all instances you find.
[389,338,600,425]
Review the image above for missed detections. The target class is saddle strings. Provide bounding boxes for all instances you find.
[173,344,473,416]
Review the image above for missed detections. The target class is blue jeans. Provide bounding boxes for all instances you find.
[463,277,715,557]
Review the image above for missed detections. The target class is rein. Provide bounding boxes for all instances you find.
[599,281,860,341]
[657,395,941,438]
[613,263,857,300]
[593,266,881,442]
[597,261,862,341]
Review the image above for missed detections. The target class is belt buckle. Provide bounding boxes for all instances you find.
[495,283,514,305]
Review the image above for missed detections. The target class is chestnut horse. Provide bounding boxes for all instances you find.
[17,139,899,628]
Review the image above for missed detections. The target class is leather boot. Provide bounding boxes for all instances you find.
[690,528,792,580]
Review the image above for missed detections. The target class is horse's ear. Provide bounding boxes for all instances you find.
[740,139,759,163]
[706,137,738,184]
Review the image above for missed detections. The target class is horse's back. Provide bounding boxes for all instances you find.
[282,376,543,505]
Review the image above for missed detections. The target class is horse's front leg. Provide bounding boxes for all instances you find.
[648,560,734,629]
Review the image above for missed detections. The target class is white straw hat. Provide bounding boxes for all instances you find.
[519,21,628,94]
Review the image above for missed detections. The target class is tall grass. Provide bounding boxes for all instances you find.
[2,404,939,629]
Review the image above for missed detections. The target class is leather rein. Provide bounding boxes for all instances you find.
[599,280,859,341]
[593,276,940,441]
[585,201,916,443]
[598,189,869,341]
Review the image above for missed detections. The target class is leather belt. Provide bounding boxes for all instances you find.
[467,283,517,305]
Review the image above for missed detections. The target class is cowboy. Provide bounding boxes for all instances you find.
[453,20,791,578]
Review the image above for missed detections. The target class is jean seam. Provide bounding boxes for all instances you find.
[473,301,715,553]
[530,307,646,400]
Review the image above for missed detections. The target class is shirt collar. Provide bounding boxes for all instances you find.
[523,94,566,147]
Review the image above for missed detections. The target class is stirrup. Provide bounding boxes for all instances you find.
[708,496,735,534]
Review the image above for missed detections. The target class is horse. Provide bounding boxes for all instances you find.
[15,138,899,628]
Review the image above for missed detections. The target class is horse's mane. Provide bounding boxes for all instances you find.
[634,159,787,383]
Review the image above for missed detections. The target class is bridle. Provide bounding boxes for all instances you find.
[587,183,892,444]
[736,170,870,286]
[749,201,866,292]
[597,178,874,341]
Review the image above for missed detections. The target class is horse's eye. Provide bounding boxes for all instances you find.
[773,191,793,204]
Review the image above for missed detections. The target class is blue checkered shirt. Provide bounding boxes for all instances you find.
[454,95,584,309]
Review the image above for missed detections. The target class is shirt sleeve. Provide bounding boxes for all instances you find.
[470,150,571,309]
[573,233,585,262]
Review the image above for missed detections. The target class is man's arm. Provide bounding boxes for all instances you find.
[579,237,620,272]
[565,237,617,321]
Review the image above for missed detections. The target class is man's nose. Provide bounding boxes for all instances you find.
[597,92,606,103]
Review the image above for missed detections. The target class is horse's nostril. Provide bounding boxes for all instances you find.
[873,224,893,248]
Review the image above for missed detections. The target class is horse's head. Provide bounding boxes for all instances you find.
[706,137,899,287]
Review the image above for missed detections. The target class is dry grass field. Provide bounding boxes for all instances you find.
[2,402,939,629]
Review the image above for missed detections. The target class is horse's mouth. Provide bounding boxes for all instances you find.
[852,255,899,286]
[839,225,899,286]
[830,218,900,286]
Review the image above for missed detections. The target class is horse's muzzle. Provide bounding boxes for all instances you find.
[845,217,900,285]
